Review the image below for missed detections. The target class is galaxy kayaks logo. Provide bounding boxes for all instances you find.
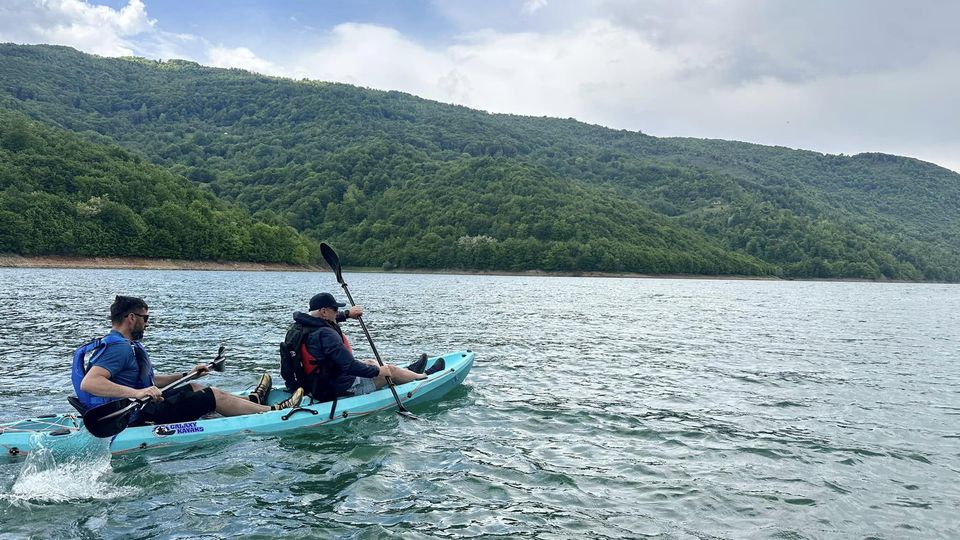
[152,422,204,437]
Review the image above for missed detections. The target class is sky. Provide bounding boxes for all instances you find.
[1,0,958,173]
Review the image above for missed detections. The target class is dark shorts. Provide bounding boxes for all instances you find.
[133,386,217,426]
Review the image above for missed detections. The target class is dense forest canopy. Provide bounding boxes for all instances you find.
[0,109,315,263]
[1,44,958,280]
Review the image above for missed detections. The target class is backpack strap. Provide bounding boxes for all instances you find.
[85,332,130,372]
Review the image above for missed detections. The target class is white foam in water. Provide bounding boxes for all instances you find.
[2,432,138,503]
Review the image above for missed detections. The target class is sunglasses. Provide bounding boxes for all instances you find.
[129,312,150,323]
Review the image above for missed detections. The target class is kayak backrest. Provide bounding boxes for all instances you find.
[67,395,87,414]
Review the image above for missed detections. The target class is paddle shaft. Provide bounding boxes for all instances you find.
[97,368,204,421]
[321,242,414,417]
[338,282,414,415]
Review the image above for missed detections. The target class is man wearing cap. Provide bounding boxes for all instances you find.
[288,292,442,401]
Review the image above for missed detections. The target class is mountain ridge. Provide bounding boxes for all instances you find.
[1,44,957,280]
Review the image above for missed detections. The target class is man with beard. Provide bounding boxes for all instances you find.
[75,295,302,426]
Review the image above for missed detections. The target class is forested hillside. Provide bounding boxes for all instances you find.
[0,110,315,263]
[1,44,958,280]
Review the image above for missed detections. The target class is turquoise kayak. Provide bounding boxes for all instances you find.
[0,351,474,459]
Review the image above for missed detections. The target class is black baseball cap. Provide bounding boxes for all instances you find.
[309,292,346,311]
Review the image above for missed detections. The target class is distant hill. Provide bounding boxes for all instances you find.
[0,109,315,263]
[1,44,958,280]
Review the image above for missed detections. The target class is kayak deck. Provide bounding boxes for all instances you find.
[0,351,474,459]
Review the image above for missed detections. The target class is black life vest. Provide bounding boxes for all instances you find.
[279,321,351,401]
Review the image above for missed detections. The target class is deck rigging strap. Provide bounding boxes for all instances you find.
[0,416,81,434]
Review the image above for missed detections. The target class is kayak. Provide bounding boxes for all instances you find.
[0,351,474,459]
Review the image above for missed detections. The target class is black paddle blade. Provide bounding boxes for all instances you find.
[320,242,344,284]
[82,399,140,438]
[211,344,227,372]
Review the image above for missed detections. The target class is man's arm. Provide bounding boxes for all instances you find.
[80,366,162,401]
[310,327,379,378]
[336,305,363,322]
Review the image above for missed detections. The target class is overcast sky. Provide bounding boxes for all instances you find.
[2,0,958,173]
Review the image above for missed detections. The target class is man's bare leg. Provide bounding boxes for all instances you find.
[361,360,427,389]
[210,387,272,415]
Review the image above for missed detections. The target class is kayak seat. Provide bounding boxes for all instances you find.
[67,395,87,415]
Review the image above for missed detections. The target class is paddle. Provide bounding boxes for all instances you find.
[82,345,227,438]
[320,242,418,419]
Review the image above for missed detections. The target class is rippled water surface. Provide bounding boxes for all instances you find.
[0,269,958,539]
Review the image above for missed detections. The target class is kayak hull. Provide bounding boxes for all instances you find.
[0,351,474,459]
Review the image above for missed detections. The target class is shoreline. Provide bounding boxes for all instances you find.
[0,254,775,280]
[0,255,951,284]
[0,254,322,272]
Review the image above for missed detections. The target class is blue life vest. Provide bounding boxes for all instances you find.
[70,333,147,409]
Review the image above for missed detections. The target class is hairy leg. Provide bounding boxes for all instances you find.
[359,359,426,389]
[209,387,270,416]
[373,364,426,389]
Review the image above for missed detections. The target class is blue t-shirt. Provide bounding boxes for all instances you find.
[90,330,154,389]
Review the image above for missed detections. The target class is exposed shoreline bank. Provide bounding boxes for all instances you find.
[0,254,771,280]
[0,254,321,272]
[0,254,948,283]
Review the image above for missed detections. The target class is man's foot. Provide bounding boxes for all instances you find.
[424,358,446,376]
[406,353,428,374]
[271,387,304,410]
[248,373,272,404]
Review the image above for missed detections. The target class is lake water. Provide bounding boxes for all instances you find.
[0,268,957,539]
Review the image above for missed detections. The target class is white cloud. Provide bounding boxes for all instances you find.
[207,45,276,74]
[0,0,154,56]
[291,24,449,91]
[289,20,678,120]
[0,1,269,72]
[275,7,960,172]
[522,0,549,15]
[1,0,958,173]
[597,0,960,85]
